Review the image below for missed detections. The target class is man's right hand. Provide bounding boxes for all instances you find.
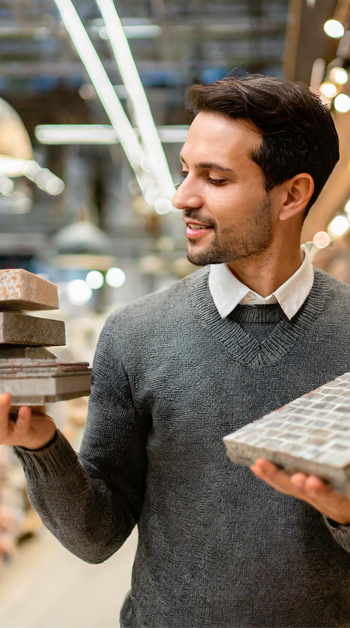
[0,393,57,451]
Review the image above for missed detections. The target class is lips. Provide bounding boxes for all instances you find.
[186,223,213,239]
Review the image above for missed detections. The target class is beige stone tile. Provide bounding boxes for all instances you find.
[0,270,58,311]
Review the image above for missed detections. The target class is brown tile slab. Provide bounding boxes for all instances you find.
[0,312,65,346]
[0,269,58,310]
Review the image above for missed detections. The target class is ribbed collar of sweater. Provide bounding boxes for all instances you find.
[209,244,313,320]
[189,267,334,368]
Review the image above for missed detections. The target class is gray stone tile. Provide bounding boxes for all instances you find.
[223,370,350,492]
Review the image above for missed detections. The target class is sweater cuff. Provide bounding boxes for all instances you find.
[20,430,58,452]
[13,429,79,483]
[323,515,350,552]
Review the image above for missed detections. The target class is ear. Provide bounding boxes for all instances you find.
[279,174,314,222]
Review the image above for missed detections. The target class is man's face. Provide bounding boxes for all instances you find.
[172,111,276,266]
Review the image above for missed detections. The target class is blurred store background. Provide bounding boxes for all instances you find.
[0,0,350,626]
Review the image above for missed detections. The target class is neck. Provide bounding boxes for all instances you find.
[226,241,304,298]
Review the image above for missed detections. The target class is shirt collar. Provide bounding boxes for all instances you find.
[208,244,314,321]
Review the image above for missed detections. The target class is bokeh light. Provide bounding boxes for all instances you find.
[67,279,93,304]
[324,20,344,38]
[106,267,126,287]
[334,94,350,113]
[328,215,350,238]
[320,82,337,98]
[86,270,104,289]
[330,67,348,85]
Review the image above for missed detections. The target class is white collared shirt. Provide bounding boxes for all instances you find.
[208,244,314,320]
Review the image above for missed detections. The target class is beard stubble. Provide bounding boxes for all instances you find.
[186,195,274,266]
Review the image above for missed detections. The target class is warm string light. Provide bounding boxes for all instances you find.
[318,21,350,115]
[313,232,331,248]
[334,93,350,112]
[324,200,350,243]
[328,215,350,238]
[329,67,348,84]
[320,82,337,98]
[324,20,344,38]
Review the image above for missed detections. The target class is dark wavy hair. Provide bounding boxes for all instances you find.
[186,75,339,219]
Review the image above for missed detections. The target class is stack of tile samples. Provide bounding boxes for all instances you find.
[0,269,91,408]
[223,374,350,495]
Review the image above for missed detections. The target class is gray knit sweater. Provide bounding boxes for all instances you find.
[14,267,350,628]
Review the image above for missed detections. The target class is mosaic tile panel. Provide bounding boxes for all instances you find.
[223,372,350,495]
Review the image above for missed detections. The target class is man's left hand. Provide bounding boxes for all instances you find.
[250,458,350,525]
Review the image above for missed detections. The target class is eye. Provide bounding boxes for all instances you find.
[207,177,227,185]
[180,170,188,179]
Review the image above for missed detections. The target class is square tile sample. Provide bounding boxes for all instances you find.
[223,372,350,495]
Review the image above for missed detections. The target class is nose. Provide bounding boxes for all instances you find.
[172,179,203,211]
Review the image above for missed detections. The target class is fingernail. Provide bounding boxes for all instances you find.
[0,394,10,405]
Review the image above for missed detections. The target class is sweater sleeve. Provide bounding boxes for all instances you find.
[13,313,150,564]
[323,515,350,553]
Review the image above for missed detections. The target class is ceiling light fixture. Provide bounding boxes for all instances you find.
[35,124,190,145]
[99,24,162,39]
[53,0,155,197]
[95,0,175,207]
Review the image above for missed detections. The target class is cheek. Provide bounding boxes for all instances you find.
[208,185,266,223]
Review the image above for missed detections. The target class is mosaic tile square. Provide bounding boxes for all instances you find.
[223,372,350,495]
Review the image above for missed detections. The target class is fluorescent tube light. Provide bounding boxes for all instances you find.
[99,24,162,39]
[53,0,154,196]
[96,0,175,202]
[35,125,119,145]
[35,124,190,145]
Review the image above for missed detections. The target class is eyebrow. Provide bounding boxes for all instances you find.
[179,153,234,174]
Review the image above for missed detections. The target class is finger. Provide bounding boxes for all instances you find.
[251,458,290,484]
[251,458,276,474]
[0,393,11,426]
[304,475,330,494]
[17,405,32,422]
[15,406,32,438]
[251,460,350,522]
[303,475,350,514]
[290,473,308,492]
[251,459,299,495]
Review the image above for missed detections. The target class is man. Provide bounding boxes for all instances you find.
[2,75,350,627]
